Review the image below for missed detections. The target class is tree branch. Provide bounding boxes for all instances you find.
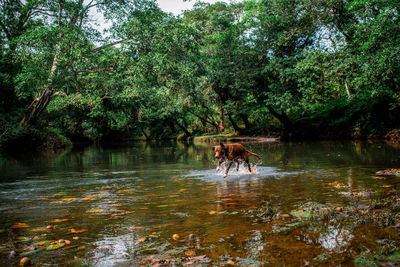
[92,40,124,52]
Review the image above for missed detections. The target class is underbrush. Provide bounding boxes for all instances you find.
[293,94,400,140]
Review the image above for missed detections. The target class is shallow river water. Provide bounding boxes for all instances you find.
[0,141,400,266]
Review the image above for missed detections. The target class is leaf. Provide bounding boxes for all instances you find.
[130,226,144,230]
[185,250,196,257]
[209,211,216,215]
[61,198,77,201]
[172,234,179,240]
[87,209,105,213]
[51,219,69,223]
[11,223,30,229]
[46,243,66,250]
[227,260,235,265]
[30,228,46,232]
[116,189,133,193]
[68,228,88,234]
[34,240,51,246]
[81,197,96,201]
[135,237,148,245]
[178,189,187,192]
[156,205,168,208]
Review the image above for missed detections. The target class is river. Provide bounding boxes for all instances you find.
[0,141,399,266]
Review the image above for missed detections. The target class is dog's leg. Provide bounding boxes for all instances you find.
[235,160,240,172]
[216,158,225,171]
[244,153,251,173]
[224,160,233,178]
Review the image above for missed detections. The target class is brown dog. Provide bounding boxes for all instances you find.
[213,142,261,178]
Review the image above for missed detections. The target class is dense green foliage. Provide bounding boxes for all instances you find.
[1,0,399,149]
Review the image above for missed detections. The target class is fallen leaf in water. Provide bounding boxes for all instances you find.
[209,211,216,215]
[11,223,30,229]
[178,189,186,192]
[73,236,79,240]
[87,209,105,213]
[51,219,69,223]
[68,228,88,234]
[172,234,179,240]
[46,243,66,250]
[61,198,77,201]
[46,225,55,231]
[33,241,49,246]
[156,205,168,208]
[185,261,194,265]
[81,197,96,201]
[185,250,196,257]
[116,189,133,193]
[30,228,46,232]
[49,201,63,204]
[359,210,369,214]
[135,237,147,245]
[130,226,144,230]
[227,260,235,265]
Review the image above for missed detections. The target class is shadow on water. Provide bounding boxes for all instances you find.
[0,141,399,266]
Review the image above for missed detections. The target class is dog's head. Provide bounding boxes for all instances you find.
[213,142,227,159]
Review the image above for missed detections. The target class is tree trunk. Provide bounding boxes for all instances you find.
[240,114,251,129]
[175,119,191,137]
[217,102,226,132]
[267,106,294,139]
[228,114,240,135]
[19,43,61,127]
[139,124,149,139]
[19,0,84,127]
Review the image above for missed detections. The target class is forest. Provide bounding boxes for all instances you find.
[1,0,400,151]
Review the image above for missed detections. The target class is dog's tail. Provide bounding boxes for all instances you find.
[247,150,261,158]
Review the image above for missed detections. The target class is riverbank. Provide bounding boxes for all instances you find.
[193,134,280,143]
